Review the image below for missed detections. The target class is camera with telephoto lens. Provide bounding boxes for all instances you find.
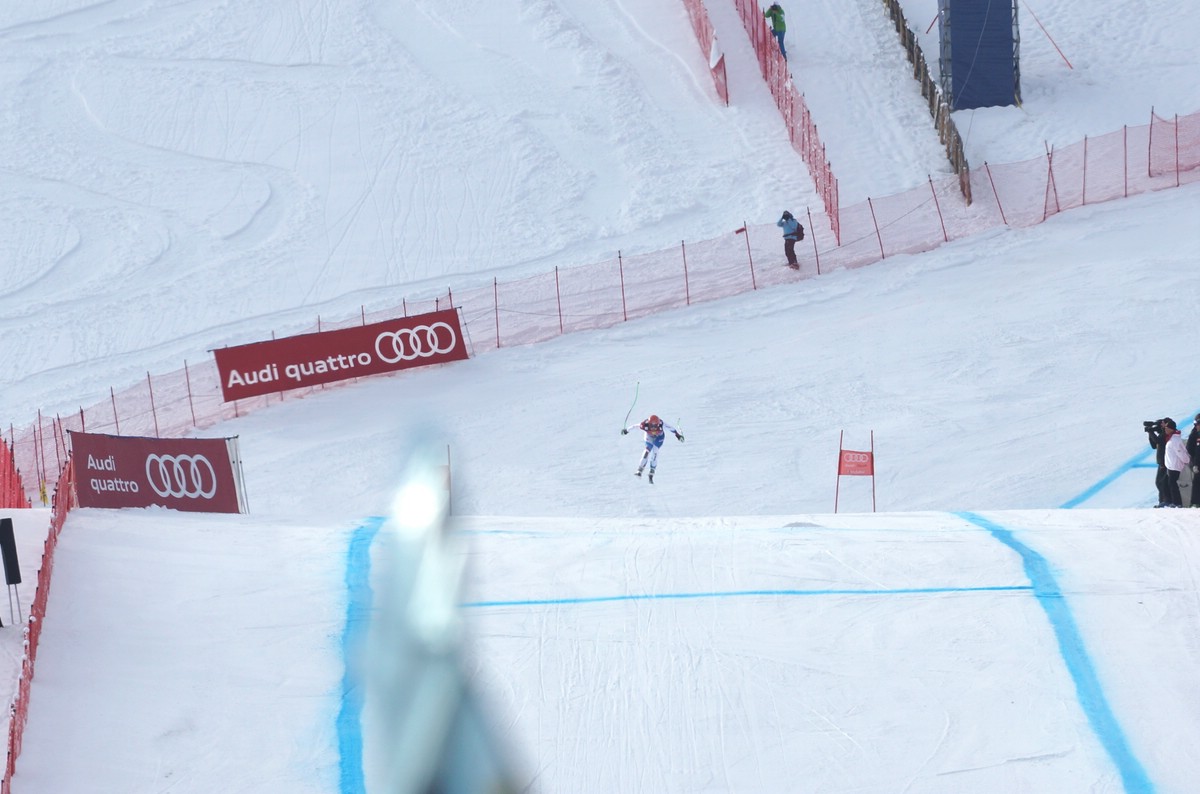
[1144,420,1159,430]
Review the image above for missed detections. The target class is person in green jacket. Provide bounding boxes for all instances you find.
[764,3,787,60]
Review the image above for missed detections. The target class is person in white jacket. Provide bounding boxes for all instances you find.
[1162,417,1190,507]
[621,414,684,483]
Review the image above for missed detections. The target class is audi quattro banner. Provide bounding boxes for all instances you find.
[213,308,468,401]
[70,432,244,513]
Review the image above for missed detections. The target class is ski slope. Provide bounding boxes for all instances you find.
[2,0,1200,792]
[460,510,1196,793]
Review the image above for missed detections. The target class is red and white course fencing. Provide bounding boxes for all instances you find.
[6,107,1200,504]
[1,460,72,794]
[0,23,1198,788]
[0,441,29,509]
[680,0,729,105]
[732,0,841,241]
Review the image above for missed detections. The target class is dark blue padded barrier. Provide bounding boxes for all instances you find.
[939,0,1021,109]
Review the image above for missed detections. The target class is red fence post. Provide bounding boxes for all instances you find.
[739,222,757,290]
[34,410,44,500]
[110,387,121,435]
[834,429,843,513]
[1175,113,1181,187]
[269,331,282,403]
[867,198,885,258]
[184,360,197,428]
[52,416,63,474]
[618,252,628,321]
[928,177,948,242]
[1147,107,1154,178]
[493,277,500,348]
[681,241,691,306]
[1043,147,1061,221]
[806,207,821,274]
[870,431,877,511]
[554,267,564,334]
[1123,125,1129,197]
[147,372,160,437]
[1082,136,1089,205]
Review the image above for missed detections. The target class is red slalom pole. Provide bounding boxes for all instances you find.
[1021,0,1072,69]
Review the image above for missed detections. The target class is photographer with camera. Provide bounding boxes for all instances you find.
[1146,417,1189,507]
[1145,419,1169,507]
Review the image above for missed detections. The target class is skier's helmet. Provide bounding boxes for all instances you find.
[647,414,662,430]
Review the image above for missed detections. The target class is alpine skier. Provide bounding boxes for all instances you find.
[621,414,684,483]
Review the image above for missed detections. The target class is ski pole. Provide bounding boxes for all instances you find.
[621,382,639,432]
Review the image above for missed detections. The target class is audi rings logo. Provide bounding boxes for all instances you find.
[145,454,219,500]
[842,452,872,463]
[375,322,458,364]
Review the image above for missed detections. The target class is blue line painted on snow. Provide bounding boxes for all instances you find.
[958,512,1154,794]
[337,517,383,794]
[461,584,1031,609]
[1060,445,1156,508]
[459,524,984,537]
[1063,409,1200,507]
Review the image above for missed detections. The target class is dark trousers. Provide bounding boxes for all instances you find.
[784,238,797,265]
[1167,469,1183,506]
[1156,466,1171,505]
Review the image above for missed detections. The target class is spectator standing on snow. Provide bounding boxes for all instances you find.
[1186,414,1200,505]
[1163,418,1190,507]
[764,4,788,60]
[1146,418,1170,507]
[1142,419,1171,506]
[621,414,684,484]
[776,210,804,269]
